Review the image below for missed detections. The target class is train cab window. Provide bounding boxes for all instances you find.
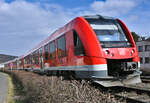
[49,41,56,59]
[57,35,66,58]
[73,30,85,56]
[44,44,49,60]
[86,19,132,48]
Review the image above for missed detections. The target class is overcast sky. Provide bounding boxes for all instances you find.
[0,0,150,56]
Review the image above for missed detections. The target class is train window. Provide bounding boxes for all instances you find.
[34,50,39,64]
[57,35,66,58]
[140,57,143,64]
[138,46,143,52]
[32,51,36,64]
[44,44,49,60]
[73,30,85,56]
[145,45,150,51]
[145,57,150,64]
[25,55,30,64]
[29,54,32,64]
[49,41,56,59]
[24,56,27,64]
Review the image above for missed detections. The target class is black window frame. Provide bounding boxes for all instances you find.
[44,44,49,60]
[73,30,86,56]
[49,41,56,59]
[35,50,39,64]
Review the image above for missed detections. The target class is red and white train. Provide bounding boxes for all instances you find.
[4,15,141,87]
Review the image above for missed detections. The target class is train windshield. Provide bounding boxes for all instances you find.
[87,19,132,48]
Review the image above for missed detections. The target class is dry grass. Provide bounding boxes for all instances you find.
[3,70,121,103]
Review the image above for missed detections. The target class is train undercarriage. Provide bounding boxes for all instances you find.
[20,58,142,87]
[93,59,142,87]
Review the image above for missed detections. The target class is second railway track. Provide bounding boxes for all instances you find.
[92,81,150,103]
[141,76,150,83]
[109,76,150,102]
[113,86,150,103]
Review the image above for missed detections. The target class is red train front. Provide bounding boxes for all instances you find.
[4,15,141,87]
[70,15,141,86]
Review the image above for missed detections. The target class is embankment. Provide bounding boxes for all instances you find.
[2,70,121,103]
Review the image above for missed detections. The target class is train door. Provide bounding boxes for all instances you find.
[39,47,44,69]
[73,30,87,78]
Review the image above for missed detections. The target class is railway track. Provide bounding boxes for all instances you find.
[141,76,150,83]
[92,81,150,103]
[113,86,150,103]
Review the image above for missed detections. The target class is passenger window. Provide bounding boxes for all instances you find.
[49,41,56,59]
[44,44,49,60]
[57,35,66,58]
[29,54,33,64]
[73,30,85,56]
[33,51,36,64]
[34,50,39,64]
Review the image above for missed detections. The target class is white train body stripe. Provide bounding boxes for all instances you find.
[138,62,140,68]
[44,64,107,71]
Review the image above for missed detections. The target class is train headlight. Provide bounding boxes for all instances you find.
[130,49,135,56]
[131,49,135,54]
[105,50,110,54]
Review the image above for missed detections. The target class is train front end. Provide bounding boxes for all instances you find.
[82,15,141,87]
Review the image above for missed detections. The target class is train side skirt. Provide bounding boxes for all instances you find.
[94,70,141,87]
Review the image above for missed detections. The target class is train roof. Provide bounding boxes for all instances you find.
[83,15,116,20]
[23,15,117,57]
